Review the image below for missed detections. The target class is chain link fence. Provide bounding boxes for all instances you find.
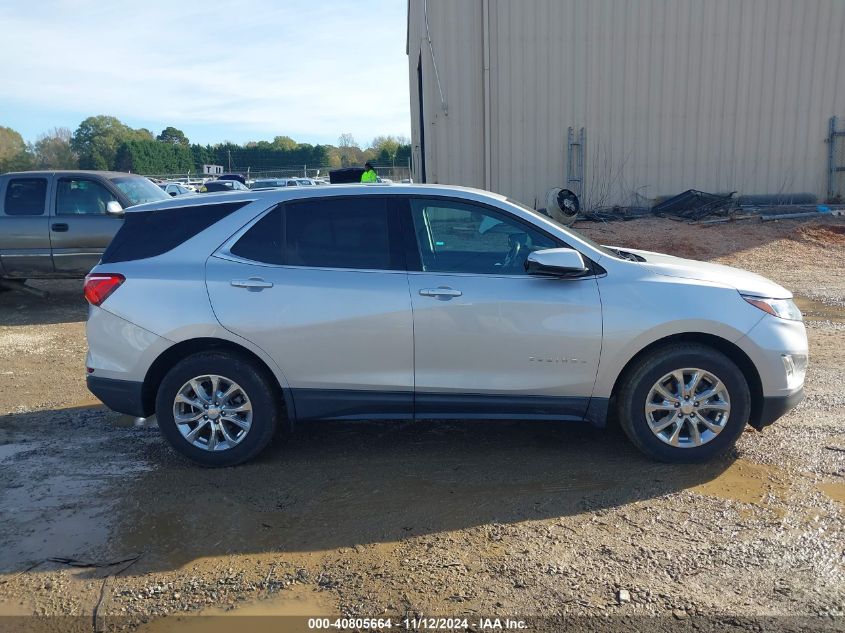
[143,164,412,183]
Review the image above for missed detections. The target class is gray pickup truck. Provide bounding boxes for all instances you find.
[0,170,169,283]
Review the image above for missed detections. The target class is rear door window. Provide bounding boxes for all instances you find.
[230,207,284,264]
[228,197,402,270]
[285,197,398,270]
[4,178,48,215]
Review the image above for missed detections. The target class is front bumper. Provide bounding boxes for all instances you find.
[750,387,804,429]
[87,375,147,417]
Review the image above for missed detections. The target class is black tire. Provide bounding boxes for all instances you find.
[617,344,750,463]
[155,352,280,467]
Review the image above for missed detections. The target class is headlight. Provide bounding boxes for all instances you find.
[742,295,803,321]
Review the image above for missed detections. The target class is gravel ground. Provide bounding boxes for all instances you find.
[0,216,843,632]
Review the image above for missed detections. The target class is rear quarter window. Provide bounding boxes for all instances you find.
[100,201,250,264]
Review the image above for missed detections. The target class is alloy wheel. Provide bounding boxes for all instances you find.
[644,368,730,448]
[172,375,253,451]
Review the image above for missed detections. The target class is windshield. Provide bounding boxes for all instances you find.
[505,197,619,259]
[111,176,170,206]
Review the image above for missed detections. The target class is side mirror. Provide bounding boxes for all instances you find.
[105,201,124,216]
[169,191,178,197]
[526,248,589,277]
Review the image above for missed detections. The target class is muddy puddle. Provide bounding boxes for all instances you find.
[135,585,335,633]
[818,482,845,505]
[691,459,789,513]
[794,296,845,324]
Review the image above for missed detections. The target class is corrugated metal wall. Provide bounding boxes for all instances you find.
[408,0,845,207]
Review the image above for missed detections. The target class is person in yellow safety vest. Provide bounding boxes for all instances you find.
[361,162,378,183]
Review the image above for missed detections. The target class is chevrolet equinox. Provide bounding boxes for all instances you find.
[84,185,807,466]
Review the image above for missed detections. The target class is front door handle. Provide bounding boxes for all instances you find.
[51,223,69,232]
[419,287,462,298]
[230,278,274,289]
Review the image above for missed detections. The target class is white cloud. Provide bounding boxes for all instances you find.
[0,0,411,144]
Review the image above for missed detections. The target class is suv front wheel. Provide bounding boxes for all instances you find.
[618,344,751,462]
[155,352,280,467]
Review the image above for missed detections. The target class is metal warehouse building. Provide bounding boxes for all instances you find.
[407,0,845,209]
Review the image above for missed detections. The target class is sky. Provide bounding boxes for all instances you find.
[0,0,411,147]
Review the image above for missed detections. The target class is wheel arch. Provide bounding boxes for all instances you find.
[607,332,764,428]
[141,337,295,429]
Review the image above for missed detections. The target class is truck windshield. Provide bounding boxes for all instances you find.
[110,176,170,206]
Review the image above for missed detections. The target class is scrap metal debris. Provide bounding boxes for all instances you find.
[652,189,738,221]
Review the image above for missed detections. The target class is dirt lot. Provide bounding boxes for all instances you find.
[0,216,843,631]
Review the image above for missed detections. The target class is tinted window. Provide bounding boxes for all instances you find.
[56,178,117,215]
[230,207,284,264]
[410,198,557,275]
[285,197,396,270]
[101,201,249,264]
[4,178,47,216]
[202,182,232,192]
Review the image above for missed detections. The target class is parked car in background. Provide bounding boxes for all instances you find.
[0,170,169,282]
[84,184,806,467]
[217,173,247,185]
[159,182,195,197]
[250,178,288,190]
[250,178,317,189]
[199,180,249,193]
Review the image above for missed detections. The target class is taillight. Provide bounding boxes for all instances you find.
[84,273,125,306]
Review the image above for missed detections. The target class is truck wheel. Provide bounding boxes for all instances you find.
[155,352,280,467]
[617,344,750,462]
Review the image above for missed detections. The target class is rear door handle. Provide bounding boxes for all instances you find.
[230,278,274,289]
[51,223,69,232]
[419,287,462,298]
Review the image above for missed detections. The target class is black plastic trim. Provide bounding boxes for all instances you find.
[87,375,148,417]
[751,388,804,429]
[584,397,610,427]
[290,389,592,422]
[415,392,590,421]
[291,389,414,421]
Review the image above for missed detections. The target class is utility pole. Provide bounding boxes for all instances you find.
[227,149,232,172]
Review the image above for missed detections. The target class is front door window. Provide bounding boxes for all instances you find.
[409,199,557,275]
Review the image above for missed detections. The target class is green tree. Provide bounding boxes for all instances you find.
[370,135,400,159]
[157,126,190,146]
[33,127,78,169]
[71,115,148,170]
[271,135,298,152]
[115,139,194,174]
[0,126,33,173]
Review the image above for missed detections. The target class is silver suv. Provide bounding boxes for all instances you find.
[84,185,807,466]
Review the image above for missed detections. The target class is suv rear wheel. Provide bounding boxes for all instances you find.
[618,344,750,462]
[155,352,280,467]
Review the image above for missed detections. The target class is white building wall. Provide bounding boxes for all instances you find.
[408,0,845,207]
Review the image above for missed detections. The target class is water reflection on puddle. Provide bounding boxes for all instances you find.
[114,414,157,428]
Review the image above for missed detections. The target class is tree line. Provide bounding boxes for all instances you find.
[0,116,411,176]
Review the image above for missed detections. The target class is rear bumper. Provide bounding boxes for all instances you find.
[87,375,148,417]
[751,387,804,429]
